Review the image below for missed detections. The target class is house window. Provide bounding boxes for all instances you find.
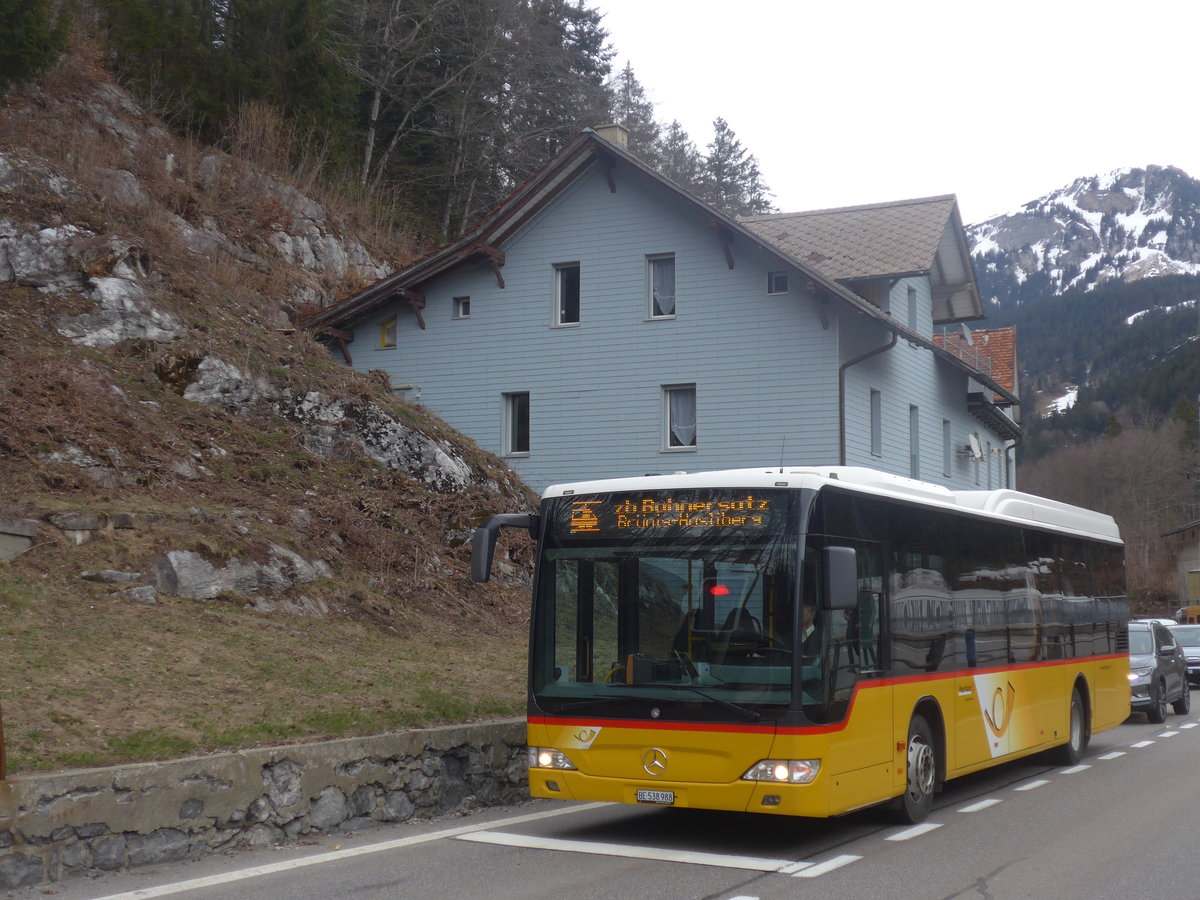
[767,271,789,295]
[453,296,471,319]
[986,440,994,489]
[555,263,580,325]
[648,254,676,318]
[909,405,920,479]
[907,286,918,330]
[504,392,530,455]
[973,431,981,484]
[870,389,882,457]
[664,385,697,449]
[380,317,397,348]
[942,419,952,477]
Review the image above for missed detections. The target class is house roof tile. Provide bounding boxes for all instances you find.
[741,196,959,281]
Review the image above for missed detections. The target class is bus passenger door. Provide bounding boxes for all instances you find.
[823,541,892,812]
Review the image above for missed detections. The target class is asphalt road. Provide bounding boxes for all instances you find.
[8,708,1198,900]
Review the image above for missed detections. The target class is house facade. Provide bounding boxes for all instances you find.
[305,127,1020,492]
[1163,520,1200,608]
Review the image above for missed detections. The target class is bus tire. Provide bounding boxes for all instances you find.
[895,715,937,824]
[1050,686,1088,765]
[1147,681,1168,724]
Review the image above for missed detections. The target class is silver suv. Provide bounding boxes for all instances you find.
[1128,621,1190,723]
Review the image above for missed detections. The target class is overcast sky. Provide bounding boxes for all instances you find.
[591,0,1199,225]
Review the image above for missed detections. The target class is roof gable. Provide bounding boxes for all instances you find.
[740,195,985,324]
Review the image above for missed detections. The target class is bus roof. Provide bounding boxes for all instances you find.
[542,465,1122,545]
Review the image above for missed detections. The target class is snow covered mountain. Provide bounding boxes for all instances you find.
[967,165,1200,312]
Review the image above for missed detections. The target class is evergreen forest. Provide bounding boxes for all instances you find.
[4,0,774,243]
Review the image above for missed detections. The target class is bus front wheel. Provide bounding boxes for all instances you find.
[895,715,937,823]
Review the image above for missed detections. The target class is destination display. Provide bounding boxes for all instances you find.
[553,490,789,539]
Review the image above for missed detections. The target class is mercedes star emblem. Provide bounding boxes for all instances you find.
[642,747,668,776]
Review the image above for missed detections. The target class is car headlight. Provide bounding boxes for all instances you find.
[742,759,820,784]
[528,747,577,770]
[1128,667,1153,686]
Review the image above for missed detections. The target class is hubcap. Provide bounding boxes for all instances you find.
[907,735,935,800]
[1069,700,1082,748]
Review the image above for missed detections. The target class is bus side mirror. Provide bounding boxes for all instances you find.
[822,546,858,610]
[471,514,539,583]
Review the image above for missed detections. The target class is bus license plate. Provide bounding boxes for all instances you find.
[636,789,675,805]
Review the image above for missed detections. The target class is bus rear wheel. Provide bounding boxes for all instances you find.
[1050,686,1088,765]
[894,715,937,823]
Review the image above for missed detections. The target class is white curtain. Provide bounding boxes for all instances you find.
[653,258,675,316]
[669,387,695,446]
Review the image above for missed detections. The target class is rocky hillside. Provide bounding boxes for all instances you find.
[0,49,535,774]
[968,165,1200,312]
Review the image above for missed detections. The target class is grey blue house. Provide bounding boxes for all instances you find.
[304,126,1020,492]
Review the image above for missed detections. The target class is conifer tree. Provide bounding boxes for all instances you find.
[609,62,659,164]
[655,119,700,191]
[0,0,68,92]
[698,117,773,217]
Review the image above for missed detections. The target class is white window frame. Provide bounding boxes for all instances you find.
[870,389,882,457]
[767,271,789,295]
[453,296,471,319]
[554,263,580,326]
[647,254,676,319]
[663,384,697,450]
[503,392,530,456]
[909,404,920,479]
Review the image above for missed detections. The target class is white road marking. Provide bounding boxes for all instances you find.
[1159,730,1179,737]
[777,861,814,875]
[1179,722,1198,729]
[958,798,1002,813]
[1099,751,1126,759]
[1013,779,1049,792]
[1060,764,1091,774]
[88,802,609,900]
[885,822,942,841]
[790,854,861,877]
[1130,740,1155,748]
[459,830,798,872]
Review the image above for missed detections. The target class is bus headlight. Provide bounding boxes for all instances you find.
[529,747,577,770]
[741,759,820,784]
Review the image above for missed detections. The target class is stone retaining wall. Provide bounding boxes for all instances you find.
[0,719,527,890]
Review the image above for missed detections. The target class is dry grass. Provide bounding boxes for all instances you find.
[0,44,535,774]
[0,567,527,772]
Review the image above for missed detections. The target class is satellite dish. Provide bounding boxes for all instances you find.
[968,433,983,460]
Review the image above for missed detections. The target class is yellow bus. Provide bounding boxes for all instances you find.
[473,466,1129,823]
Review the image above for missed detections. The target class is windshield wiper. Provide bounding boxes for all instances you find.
[645,683,761,722]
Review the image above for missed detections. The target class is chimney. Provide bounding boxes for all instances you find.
[594,124,629,150]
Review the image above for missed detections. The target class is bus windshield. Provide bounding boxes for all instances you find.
[531,489,801,717]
